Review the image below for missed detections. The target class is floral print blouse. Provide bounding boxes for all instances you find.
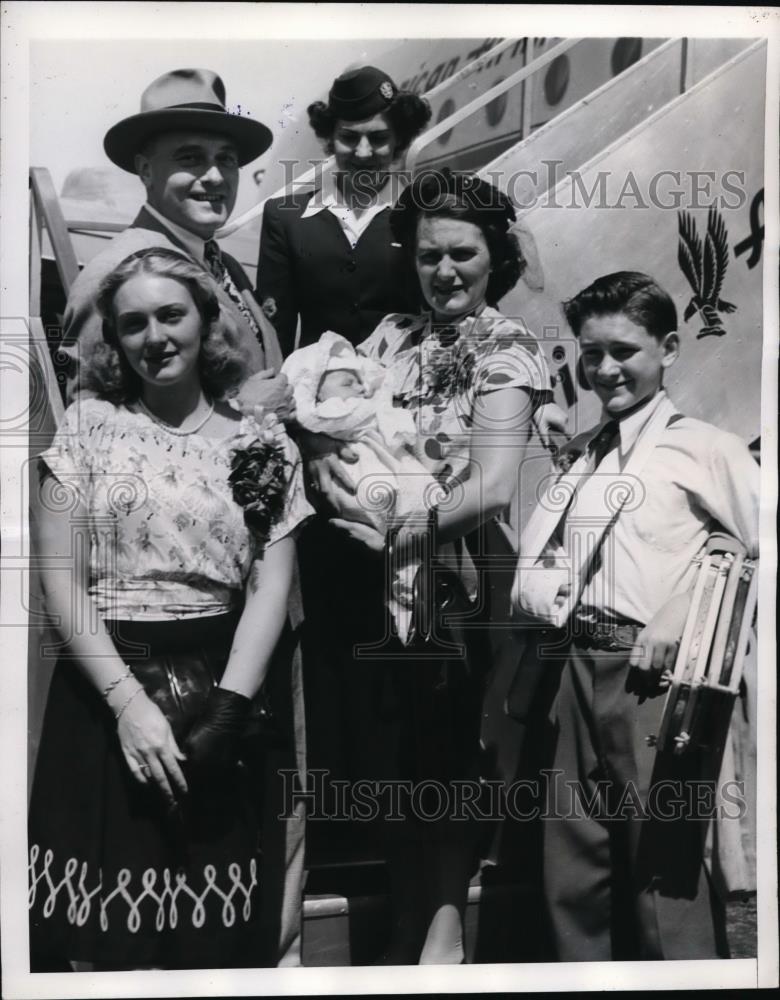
[360,307,552,482]
[40,398,313,621]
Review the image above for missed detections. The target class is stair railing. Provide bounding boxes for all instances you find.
[405,38,580,176]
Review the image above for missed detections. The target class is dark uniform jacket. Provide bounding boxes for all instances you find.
[256,192,418,356]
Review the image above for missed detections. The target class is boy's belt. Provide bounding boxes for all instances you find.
[572,610,644,652]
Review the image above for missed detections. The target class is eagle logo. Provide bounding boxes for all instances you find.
[677,208,737,338]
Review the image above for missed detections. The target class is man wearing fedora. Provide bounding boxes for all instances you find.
[63,67,286,400]
[59,68,306,969]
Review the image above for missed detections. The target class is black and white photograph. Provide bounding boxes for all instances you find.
[1,2,777,995]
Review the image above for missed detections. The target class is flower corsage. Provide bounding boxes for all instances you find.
[229,411,291,550]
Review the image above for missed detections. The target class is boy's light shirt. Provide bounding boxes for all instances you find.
[598,388,668,474]
[515,389,759,626]
[301,165,397,246]
[576,390,759,623]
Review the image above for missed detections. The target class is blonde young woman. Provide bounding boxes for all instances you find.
[28,248,312,970]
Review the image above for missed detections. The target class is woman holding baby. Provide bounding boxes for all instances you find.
[292,169,557,964]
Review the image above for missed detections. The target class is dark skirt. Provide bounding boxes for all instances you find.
[299,519,493,845]
[28,613,265,970]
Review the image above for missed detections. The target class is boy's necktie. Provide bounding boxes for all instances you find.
[548,420,619,546]
[204,239,261,341]
[514,420,621,624]
[589,419,620,468]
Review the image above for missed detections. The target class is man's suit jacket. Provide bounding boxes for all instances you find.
[63,206,283,393]
[256,193,418,356]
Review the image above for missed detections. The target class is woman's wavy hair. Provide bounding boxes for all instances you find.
[389,168,526,308]
[307,92,432,154]
[79,248,252,404]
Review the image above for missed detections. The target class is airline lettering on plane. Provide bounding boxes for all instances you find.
[399,37,536,95]
[465,38,506,63]
[401,58,460,95]
[734,189,764,270]
[677,207,737,339]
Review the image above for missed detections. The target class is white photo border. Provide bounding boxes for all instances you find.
[1,2,778,996]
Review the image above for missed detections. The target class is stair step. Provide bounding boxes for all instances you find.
[301,877,551,966]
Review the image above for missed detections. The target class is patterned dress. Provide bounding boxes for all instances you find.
[361,307,549,473]
[28,399,312,968]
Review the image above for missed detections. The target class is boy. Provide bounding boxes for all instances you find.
[512,271,759,960]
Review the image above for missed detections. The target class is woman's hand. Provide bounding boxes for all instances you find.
[330,517,385,553]
[236,369,295,423]
[297,429,359,499]
[37,473,189,807]
[116,690,188,807]
[535,402,569,448]
[309,451,359,497]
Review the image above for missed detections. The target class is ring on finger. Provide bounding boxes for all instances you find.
[140,763,151,776]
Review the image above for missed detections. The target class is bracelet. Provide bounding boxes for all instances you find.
[102,669,134,700]
[114,684,144,722]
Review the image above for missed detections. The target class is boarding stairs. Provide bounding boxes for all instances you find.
[293,36,766,964]
[28,34,764,965]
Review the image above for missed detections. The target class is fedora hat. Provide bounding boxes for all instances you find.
[328,65,398,122]
[103,68,273,173]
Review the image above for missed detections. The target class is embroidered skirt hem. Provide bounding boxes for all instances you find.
[28,614,265,969]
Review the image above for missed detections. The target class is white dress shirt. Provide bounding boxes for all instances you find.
[300,166,397,248]
[577,391,759,624]
[514,390,759,626]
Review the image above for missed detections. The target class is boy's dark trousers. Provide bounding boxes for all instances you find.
[541,631,729,961]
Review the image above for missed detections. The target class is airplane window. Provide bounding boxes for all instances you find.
[437,98,456,145]
[543,55,570,106]
[611,38,643,75]
[485,79,508,127]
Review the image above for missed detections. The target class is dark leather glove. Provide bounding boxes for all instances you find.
[243,689,285,749]
[183,687,252,777]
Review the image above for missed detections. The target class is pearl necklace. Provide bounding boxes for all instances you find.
[137,398,215,436]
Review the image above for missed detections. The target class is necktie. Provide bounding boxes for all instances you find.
[203,239,261,341]
[515,398,677,625]
[514,421,621,624]
[588,419,620,469]
[547,420,619,541]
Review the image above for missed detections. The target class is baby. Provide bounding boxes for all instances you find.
[318,367,364,402]
[282,331,438,643]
